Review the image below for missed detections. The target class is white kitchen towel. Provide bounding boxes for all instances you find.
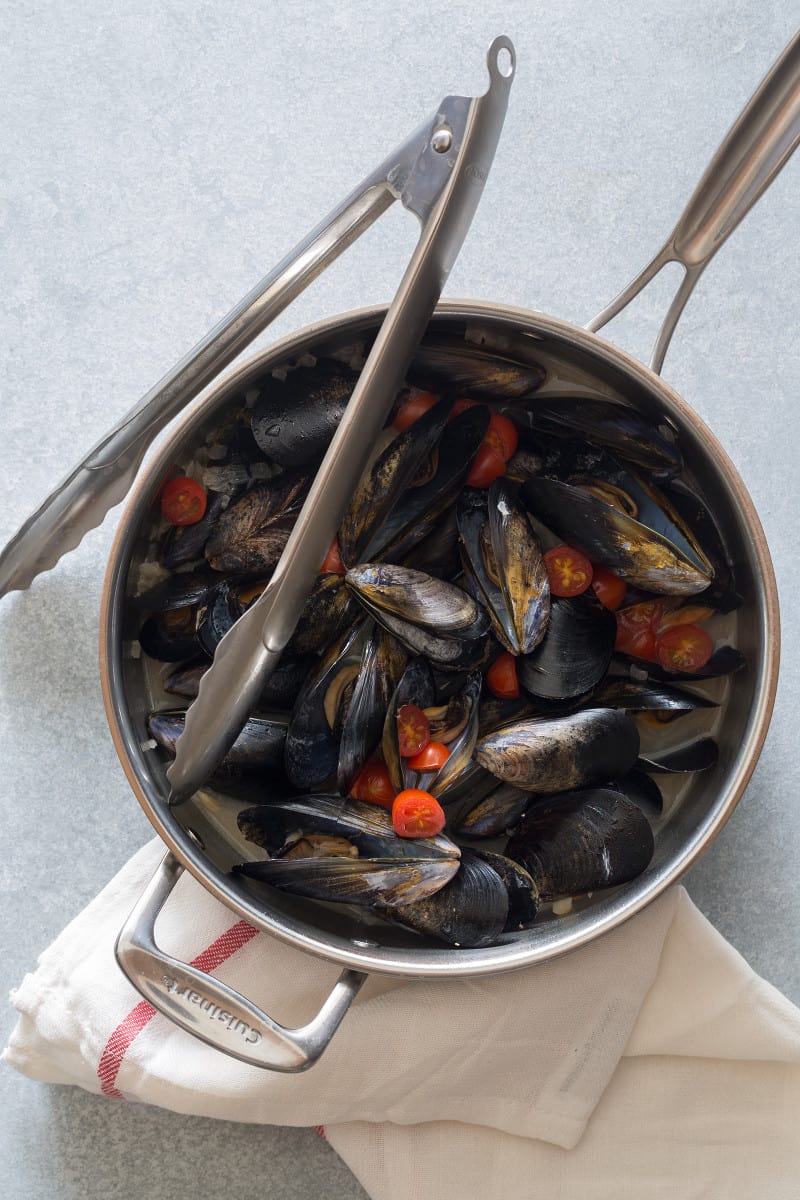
[5,838,800,1197]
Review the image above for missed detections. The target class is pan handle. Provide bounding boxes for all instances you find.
[587,29,800,374]
[115,850,366,1073]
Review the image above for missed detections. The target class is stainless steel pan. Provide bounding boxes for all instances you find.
[100,34,799,1071]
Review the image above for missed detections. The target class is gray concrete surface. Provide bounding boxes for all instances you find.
[1,2,798,1196]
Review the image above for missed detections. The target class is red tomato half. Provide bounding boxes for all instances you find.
[406,741,450,771]
[486,652,521,699]
[543,546,593,597]
[392,789,446,838]
[350,759,395,808]
[591,566,627,611]
[466,442,507,488]
[448,398,479,421]
[655,624,714,673]
[485,412,519,461]
[160,476,208,526]
[397,705,431,757]
[393,392,439,431]
[320,537,345,574]
[614,600,665,660]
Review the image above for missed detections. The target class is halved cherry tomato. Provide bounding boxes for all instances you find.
[392,789,446,838]
[320,536,345,574]
[543,545,593,597]
[466,442,507,488]
[591,566,627,611]
[393,392,439,431]
[486,652,521,699]
[655,624,714,673]
[160,476,207,526]
[614,624,657,660]
[397,704,431,757]
[350,759,395,808]
[614,599,665,659]
[485,412,519,461]
[406,741,450,771]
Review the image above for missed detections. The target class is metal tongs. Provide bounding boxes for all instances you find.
[0,38,515,794]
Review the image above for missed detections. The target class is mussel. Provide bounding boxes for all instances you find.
[475,708,640,793]
[250,358,359,467]
[504,787,655,899]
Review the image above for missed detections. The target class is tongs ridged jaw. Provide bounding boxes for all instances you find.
[165,38,516,800]
[0,37,514,600]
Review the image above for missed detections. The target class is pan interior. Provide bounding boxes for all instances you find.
[103,304,774,977]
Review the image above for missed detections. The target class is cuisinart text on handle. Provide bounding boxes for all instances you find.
[162,974,262,1044]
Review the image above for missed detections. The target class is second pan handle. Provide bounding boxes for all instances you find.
[587,29,800,374]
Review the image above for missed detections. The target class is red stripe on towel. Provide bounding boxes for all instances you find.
[97,919,258,1098]
[315,1125,327,1140]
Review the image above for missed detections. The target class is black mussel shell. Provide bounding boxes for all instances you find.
[147,709,288,770]
[337,627,407,795]
[478,695,535,737]
[637,737,719,773]
[454,783,532,839]
[522,476,712,595]
[607,770,663,816]
[287,573,359,658]
[469,849,540,930]
[132,568,223,612]
[250,358,359,467]
[196,580,246,657]
[590,678,718,717]
[235,854,459,909]
[163,653,316,706]
[486,478,550,654]
[475,707,640,793]
[400,508,461,581]
[284,625,364,790]
[204,475,308,574]
[346,564,489,640]
[338,397,452,568]
[237,793,459,861]
[518,592,616,702]
[371,406,490,562]
[382,657,436,791]
[139,606,204,662]
[504,787,655,899]
[161,490,227,569]
[620,645,745,682]
[377,849,510,947]
[507,396,682,477]
[162,657,209,698]
[407,336,546,400]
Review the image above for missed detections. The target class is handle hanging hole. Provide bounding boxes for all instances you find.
[496,46,514,77]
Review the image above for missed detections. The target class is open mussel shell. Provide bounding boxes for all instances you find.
[457,483,550,656]
[518,592,616,702]
[504,787,655,900]
[250,358,359,467]
[402,672,482,797]
[382,657,436,791]
[346,564,490,640]
[376,849,510,947]
[237,793,459,861]
[338,397,452,568]
[454,783,532,839]
[284,624,365,790]
[522,476,713,595]
[370,405,490,562]
[475,707,640,793]
[590,678,718,719]
[407,335,546,400]
[617,644,745,682]
[235,855,460,909]
[637,737,719,773]
[204,474,309,574]
[337,626,408,795]
[507,396,682,478]
[487,478,550,654]
[147,709,288,770]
